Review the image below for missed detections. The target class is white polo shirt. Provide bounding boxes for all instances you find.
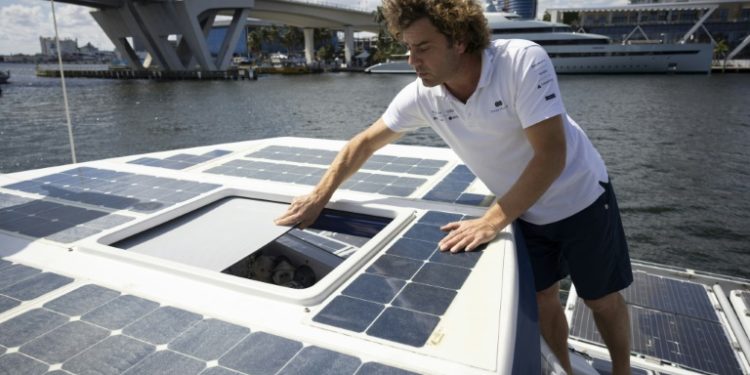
[382,39,608,225]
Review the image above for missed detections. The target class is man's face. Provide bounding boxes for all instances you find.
[402,17,465,87]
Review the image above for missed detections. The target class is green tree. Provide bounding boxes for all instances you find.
[714,39,729,61]
[260,26,279,46]
[543,11,551,22]
[372,6,407,63]
[282,27,304,54]
[247,30,263,56]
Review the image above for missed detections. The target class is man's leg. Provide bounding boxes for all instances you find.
[537,281,572,374]
[583,291,631,375]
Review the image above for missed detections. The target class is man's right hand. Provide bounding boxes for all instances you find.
[274,193,327,229]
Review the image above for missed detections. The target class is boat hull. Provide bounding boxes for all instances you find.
[366,43,713,74]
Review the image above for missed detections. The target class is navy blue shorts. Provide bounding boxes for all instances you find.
[517,180,633,300]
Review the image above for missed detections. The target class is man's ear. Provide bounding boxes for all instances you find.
[454,39,468,54]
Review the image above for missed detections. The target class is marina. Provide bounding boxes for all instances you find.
[34,68,258,81]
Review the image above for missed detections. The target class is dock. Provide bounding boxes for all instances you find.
[35,68,257,81]
[712,59,750,73]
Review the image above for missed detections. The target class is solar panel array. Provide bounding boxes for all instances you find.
[248,146,448,176]
[205,159,425,197]
[0,259,419,375]
[0,192,133,243]
[129,149,231,170]
[569,271,743,375]
[423,165,492,206]
[313,211,484,347]
[2,167,220,214]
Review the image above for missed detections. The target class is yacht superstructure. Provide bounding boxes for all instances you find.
[365,12,713,74]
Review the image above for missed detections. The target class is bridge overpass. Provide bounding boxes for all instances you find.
[51,0,380,71]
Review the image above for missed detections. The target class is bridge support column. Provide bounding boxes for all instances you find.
[304,28,315,65]
[344,26,354,67]
[217,8,250,70]
[91,0,253,72]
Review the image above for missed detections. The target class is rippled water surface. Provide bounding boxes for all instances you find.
[1,63,749,278]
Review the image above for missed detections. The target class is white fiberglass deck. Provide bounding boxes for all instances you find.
[0,137,748,375]
[0,137,533,375]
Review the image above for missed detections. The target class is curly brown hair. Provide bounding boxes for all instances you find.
[381,0,489,54]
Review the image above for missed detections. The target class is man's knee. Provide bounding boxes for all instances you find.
[536,282,561,308]
[583,291,624,314]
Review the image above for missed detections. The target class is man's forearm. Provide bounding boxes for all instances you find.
[485,116,567,230]
[311,135,378,203]
[487,152,565,230]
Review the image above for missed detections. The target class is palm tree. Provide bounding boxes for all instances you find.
[714,39,729,72]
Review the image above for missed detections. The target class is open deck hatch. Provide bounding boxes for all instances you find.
[112,196,392,289]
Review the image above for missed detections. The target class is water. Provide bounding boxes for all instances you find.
[1,63,749,279]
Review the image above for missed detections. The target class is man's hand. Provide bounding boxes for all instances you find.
[274,194,326,229]
[438,218,500,253]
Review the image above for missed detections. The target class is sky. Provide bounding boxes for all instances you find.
[0,0,626,55]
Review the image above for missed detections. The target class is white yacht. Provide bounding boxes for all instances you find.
[1,137,749,374]
[366,12,713,74]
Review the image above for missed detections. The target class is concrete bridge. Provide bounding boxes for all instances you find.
[52,0,380,71]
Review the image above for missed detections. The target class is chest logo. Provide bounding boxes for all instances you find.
[490,98,508,113]
[430,109,458,122]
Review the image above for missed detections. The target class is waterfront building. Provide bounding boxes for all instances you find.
[547,0,750,58]
[486,0,538,19]
[39,37,78,57]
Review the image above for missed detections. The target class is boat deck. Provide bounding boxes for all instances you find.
[0,137,748,374]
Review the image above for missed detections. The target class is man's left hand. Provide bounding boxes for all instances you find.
[438,218,499,253]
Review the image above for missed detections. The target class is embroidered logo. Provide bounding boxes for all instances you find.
[537,78,553,89]
[430,109,457,122]
[494,100,503,107]
[545,93,556,101]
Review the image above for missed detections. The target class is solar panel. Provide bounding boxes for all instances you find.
[0,278,415,375]
[570,303,743,375]
[129,149,231,170]
[313,210,485,347]
[0,195,134,243]
[122,306,203,345]
[123,350,206,375]
[391,282,457,316]
[314,296,385,332]
[219,332,303,374]
[342,273,406,304]
[278,346,361,375]
[168,319,250,361]
[2,167,219,214]
[422,165,492,206]
[622,271,718,321]
[207,157,427,197]
[246,146,447,178]
[366,307,440,347]
[0,272,73,301]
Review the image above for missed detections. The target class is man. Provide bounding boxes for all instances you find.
[275,0,633,373]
